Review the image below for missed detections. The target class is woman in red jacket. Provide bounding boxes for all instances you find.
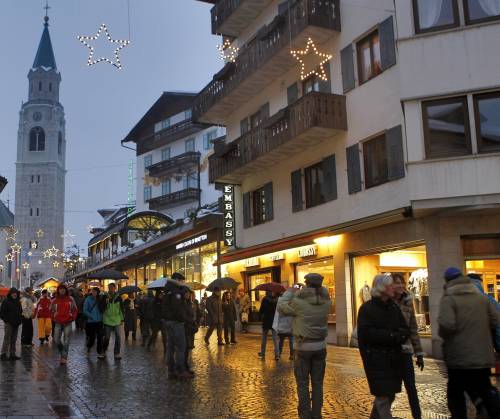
[51,285,78,364]
[35,289,52,344]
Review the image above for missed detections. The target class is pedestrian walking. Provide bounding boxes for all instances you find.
[51,284,78,365]
[138,290,153,346]
[200,292,208,328]
[184,289,200,375]
[258,291,279,360]
[438,267,500,419]
[358,274,410,419]
[222,291,237,345]
[392,273,424,419]
[35,289,52,344]
[147,290,167,352]
[123,293,137,341]
[278,274,332,419]
[101,283,124,360]
[237,288,250,333]
[163,272,191,379]
[204,287,223,346]
[83,287,104,358]
[72,288,85,331]
[0,287,23,360]
[274,290,294,361]
[20,287,35,347]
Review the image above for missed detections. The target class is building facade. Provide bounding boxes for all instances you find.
[0,176,14,286]
[195,0,500,355]
[14,14,66,283]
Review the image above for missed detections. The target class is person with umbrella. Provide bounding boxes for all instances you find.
[222,291,237,345]
[101,283,124,360]
[138,290,154,346]
[237,288,250,334]
[204,287,224,346]
[147,290,167,352]
[123,293,138,341]
[184,288,201,375]
[258,290,280,360]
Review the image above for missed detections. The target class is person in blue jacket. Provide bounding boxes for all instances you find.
[83,287,104,358]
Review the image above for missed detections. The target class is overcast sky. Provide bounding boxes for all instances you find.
[0,0,220,252]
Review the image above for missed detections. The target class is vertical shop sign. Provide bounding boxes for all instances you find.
[223,185,235,247]
[127,159,135,216]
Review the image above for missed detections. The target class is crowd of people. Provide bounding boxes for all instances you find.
[1,267,500,418]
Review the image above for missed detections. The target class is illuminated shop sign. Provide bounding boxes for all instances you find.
[244,257,260,267]
[298,245,317,258]
[175,234,208,250]
[269,252,285,262]
[223,185,236,247]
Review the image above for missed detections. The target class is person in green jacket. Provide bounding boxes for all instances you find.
[102,283,124,360]
[278,273,331,419]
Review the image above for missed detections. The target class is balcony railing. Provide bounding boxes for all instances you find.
[147,188,201,211]
[137,119,208,155]
[208,92,347,183]
[147,151,201,178]
[211,0,274,37]
[194,0,340,124]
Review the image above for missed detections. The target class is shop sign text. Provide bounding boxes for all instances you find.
[244,257,260,268]
[176,234,208,250]
[269,252,285,262]
[223,185,236,247]
[298,245,317,258]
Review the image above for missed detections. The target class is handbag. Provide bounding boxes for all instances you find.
[241,312,249,323]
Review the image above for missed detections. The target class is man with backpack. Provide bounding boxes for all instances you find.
[101,283,124,361]
[83,287,104,358]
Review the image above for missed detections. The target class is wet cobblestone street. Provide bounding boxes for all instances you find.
[0,326,456,418]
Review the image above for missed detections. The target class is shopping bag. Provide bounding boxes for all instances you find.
[241,312,249,323]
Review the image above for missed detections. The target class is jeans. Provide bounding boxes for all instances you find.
[260,328,279,357]
[447,368,500,419]
[21,317,33,345]
[165,321,186,374]
[279,334,294,356]
[85,322,104,354]
[103,325,121,356]
[205,323,222,343]
[370,395,396,419]
[53,323,72,358]
[401,353,422,419]
[294,349,327,419]
[223,321,236,343]
[1,323,19,356]
[37,318,52,340]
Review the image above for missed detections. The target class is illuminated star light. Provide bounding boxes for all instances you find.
[53,261,60,268]
[290,37,333,81]
[43,250,51,259]
[36,229,44,238]
[61,230,76,245]
[217,39,239,63]
[5,253,13,262]
[48,246,59,257]
[10,244,21,254]
[22,262,30,270]
[27,251,33,256]
[31,242,38,249]
[77,24,131,70]
[5,226,18,242]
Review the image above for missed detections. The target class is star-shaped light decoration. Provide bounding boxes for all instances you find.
[22,262,30,270]
[217,39,239,63]
[53,261,60,268]
[48,246,59,257]
[43,250,51,259]
[5,253,13,262]
[5,226,18,242]
[77,24,131,70]
[31,242,38,249]
[290,37,332,81]
[27,251,33,256]
[61,253,66,258]
[10,244,21,254]
[36,229,44,238]
[62,230,76,245]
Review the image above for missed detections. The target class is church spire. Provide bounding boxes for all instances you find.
[32,4,57,70]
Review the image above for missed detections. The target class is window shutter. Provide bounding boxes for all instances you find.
[379,16,396,71]
[287,83,299,105]
[240,118,249,135]
[243,192,251,229]
[264,182,274,221]
[260,103,270,121]
[321,154,338,202]
[340,44,355,93]
[318,62,332,93]
[346,144,362,194]
[291,169,303,212]
[386,125,405,181]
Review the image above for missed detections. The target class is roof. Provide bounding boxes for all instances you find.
[32,17,57,70]
[0,201,14,228]
[121,92,198,144]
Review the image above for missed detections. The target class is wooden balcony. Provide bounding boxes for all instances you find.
[137,119,208,155]
[194,0,341,125]
[147,188,201,211]
[208,92,347,183]
[147,152,201,178]
[211,0,274,37]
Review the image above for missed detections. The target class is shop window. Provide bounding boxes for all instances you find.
[464,0,500,24]
[474,91,500,153]
[412,0,459,33]
[245,268,281,322]
[351,245,431,334]
[422,97,472,159]
[466,259,500,301]
[357,30,381,85]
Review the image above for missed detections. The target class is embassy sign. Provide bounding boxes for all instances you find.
[223,185,235,247]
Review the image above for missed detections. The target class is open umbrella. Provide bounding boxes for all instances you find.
[253,282,286,294]
[87,269,128,280]
[147,278,167,289]
[185,282,206,291]
[117,285,141,296]
[206,277,240,292]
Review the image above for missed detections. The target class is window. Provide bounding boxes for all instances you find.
[413,0,459,33]
[183,172,198,189]
[29,127,45,151]
[161,147,171,161]
[243,183,273,228]
[252,187,267,225]
[357,30,382,84]
[363,134,389,188]
[184,109,192,120]
[287,83,299,104]
[185,138,195,152]
[58,132,63,155]
[30,208,33,217]
[422,97,471,159]
[49,83,52,92]
[203,130,217,150]
[144,155,152,168]
[161,179,171,196]
[31,175,34,183]
[304,163,326,208]
[37,175,40,183]
[154,118,170,133]
[465,0,500,23]
[303,76,320,94]
[474,92,500,153]
[36,208,40,216]
[144,186,152,202]
[38,81,42,91]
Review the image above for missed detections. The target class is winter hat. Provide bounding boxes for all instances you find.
[304,273,324,288]
[444,267,462,282]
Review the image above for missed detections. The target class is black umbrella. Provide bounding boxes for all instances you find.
[206,277,240,292]
[117,285,141,296]
[87,269,128,280]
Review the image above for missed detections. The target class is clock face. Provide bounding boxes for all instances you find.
[33,112,42,122]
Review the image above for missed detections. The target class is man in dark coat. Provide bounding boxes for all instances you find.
[204,287,223,346]
[0,288,23,360]
[358,274,410,418]
[147,291,166,352]
[138,290,153,346]
[258,291,279,360]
